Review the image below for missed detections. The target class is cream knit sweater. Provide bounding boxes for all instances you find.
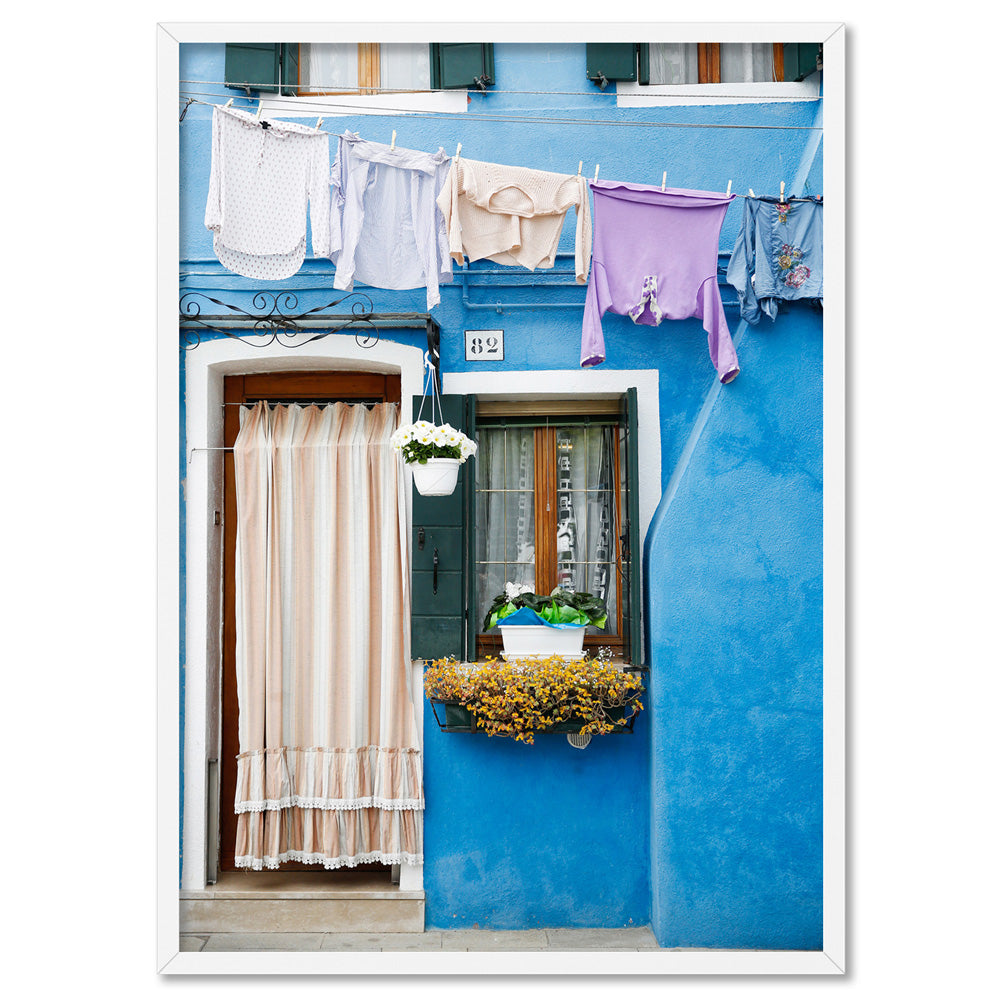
[436,157,592,283]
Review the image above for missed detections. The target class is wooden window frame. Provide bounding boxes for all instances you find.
[473,418,627,662]
[296,42,424,96]
[697,42,784,83]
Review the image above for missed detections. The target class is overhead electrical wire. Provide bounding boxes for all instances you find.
[177,91,824,131]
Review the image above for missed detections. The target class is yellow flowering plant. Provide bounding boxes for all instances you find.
[424,655,644,744]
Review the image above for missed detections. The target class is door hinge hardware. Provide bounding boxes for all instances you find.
[214,511,221,526]
[418,526,425,550]
[433,548,439,594]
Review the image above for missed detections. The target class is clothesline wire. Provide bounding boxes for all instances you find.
[179,79,823,102]
[177,92,824,131]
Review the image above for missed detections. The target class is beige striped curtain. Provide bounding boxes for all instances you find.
[232,401,423,870]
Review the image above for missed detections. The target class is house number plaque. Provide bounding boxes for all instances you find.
[464,329,504,361]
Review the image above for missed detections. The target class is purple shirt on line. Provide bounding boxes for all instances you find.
[581,181,739,383]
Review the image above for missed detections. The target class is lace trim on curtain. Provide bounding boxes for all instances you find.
[235,850,423,871]
[236,795,424,814]
[234,745,424,814]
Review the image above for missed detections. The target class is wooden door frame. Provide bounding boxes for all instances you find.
[219,371,401,872]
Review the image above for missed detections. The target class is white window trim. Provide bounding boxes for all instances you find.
[617,71,821,108]
[257,89,469,119]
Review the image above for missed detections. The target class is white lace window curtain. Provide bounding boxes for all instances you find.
[302,43,429,92]
[476,427,535,614]
[648,43,699,85]
[719,43,776,83]
[232,401,423,870]
[648,42,776,84]
[474,425,618,629]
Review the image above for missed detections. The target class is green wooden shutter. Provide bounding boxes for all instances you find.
[621,388,643,665]
[586,43,639,86]
[463,396,478,659]
[430,43,495,89]
[782,42,822,81]
[410,395,474,661]
[279,43,300,96]
[224,43,281,93]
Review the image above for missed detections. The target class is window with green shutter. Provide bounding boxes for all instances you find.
[437,395,643,665]
[224,42,495,96]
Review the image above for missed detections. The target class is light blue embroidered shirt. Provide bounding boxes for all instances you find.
[726,195,823,324]
[328,132,453,309]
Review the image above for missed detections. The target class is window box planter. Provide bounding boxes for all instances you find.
[498,623,586,659]
[424,657,645,743]
[428,694,642,735]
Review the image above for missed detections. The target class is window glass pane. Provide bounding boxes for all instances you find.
[477,562,534,632]
[475,428,535,624]
[475,421,621,638]
[380,43,430,90]
[719,42,775,82]
[647,42,698,84]
[302,43,358,91]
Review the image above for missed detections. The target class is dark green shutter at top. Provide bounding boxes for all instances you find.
[225,43,281,93]
[430,44,495,89]
[587,43,648,86]
[224,43,299,95]
[410,394,475,662]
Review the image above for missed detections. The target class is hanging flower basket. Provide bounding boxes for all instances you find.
[390,420,476,498]
[392,353,477,498]
[407,457,461,496]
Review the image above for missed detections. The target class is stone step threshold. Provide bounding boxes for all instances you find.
[181,871,424,935]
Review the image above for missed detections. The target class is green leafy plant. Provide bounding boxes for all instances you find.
[424,655,644,744]
[482,582,609,632]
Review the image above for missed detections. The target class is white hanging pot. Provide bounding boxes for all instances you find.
[409,458,461,497]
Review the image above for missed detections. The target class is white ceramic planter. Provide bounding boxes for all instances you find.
[409,458,460,496]
[499,623,586,659]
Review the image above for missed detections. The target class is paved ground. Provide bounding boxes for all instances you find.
[180,926,661,952]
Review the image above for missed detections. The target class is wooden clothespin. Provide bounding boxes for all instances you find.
[455,143,461,163]
[578,161,583,176]
[224,98,234,108]
[594,164,600,182]
[726,179,732,196]
[661,171,667,192]
[315,117,323,131]
[748,187,756,198]
[780,180,786,201]
[256,101,264,121]
[391,130,397,150]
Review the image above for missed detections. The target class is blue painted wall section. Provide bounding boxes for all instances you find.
[179,40,824,946]
[646,308,824,948]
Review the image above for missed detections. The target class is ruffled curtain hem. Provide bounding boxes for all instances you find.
[236,796,424,814]
[235,850,423,871]
[235,745,423,812]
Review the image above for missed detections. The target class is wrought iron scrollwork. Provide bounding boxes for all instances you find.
[179,290,379,350]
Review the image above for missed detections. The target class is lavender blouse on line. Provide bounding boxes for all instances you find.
[581,181,739,383]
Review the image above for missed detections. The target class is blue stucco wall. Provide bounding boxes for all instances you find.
[179,40,823,946]
[646,308,824,949]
